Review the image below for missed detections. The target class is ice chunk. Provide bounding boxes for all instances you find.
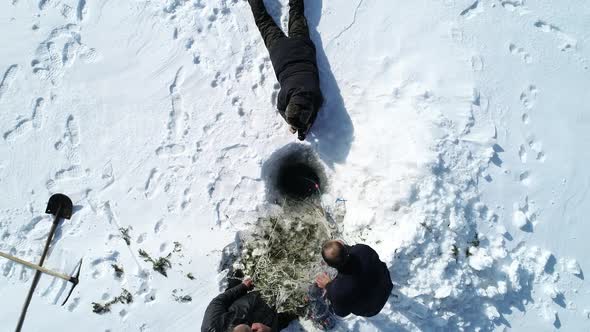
[434,284,452,299]
[469,248,494,271]
[565,259,582,277]
[505,261,522,292]
[483,285,499,298]
[497,281,508,295]
[490,237,508,259]
[496,224,508,235]
[543,284,560,300]
[537,250,552,267]
[512,210,528,229]
[484,304,501,320]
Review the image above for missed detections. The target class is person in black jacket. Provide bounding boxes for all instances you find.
[315,240,393,317]
[248,0,323,140]
[201,274,295,332]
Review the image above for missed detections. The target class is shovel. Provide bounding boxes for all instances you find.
[14,193,73,332]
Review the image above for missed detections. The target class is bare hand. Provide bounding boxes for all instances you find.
[315,272,331,289]
[251,323,272,332]
[242,277,254,290]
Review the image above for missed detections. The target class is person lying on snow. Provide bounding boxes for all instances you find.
[315,240,393,317]
[201,271,296,332]
[248,0,324,141]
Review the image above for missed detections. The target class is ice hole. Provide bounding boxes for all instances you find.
[276,162,320,199]
[262,143,327,201]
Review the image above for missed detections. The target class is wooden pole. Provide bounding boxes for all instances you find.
[0,251,72,282]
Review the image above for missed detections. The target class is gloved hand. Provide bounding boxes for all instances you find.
[286,102,316,140]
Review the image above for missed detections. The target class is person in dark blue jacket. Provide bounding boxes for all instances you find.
[248,0,324,140]
[315,240,393,317]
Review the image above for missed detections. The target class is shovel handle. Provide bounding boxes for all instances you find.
[0,251,72,283]
[16,205,62,332]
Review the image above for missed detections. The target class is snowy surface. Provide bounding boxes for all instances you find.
[1,0,589,331]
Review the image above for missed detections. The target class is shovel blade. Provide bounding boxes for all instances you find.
[45,193,73,220]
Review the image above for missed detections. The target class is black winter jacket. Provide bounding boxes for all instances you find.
[268,37,323,114]
[201,284,279,332]
[326,244,393,317]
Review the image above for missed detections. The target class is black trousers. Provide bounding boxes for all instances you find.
[249,0,310,49]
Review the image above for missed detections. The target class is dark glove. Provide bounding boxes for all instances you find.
[286,102,316,140]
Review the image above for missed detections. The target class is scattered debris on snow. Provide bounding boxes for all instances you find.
[92,289,133,315]
[111,264,124,279]
[139,249,172,277]
[172,289,192,303]
[119,227,132,246]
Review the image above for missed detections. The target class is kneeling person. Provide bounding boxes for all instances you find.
[316,240,393,317]
[201,275,293,332]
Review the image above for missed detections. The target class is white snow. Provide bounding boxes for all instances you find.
[1,0,589,331]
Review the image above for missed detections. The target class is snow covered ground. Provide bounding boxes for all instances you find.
[1,0,589,331]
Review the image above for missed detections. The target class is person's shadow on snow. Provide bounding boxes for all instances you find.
[305,0,355,167]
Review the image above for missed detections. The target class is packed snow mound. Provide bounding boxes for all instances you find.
[372,130,561,330]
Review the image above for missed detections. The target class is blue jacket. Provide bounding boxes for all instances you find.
[326,244,393,317]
